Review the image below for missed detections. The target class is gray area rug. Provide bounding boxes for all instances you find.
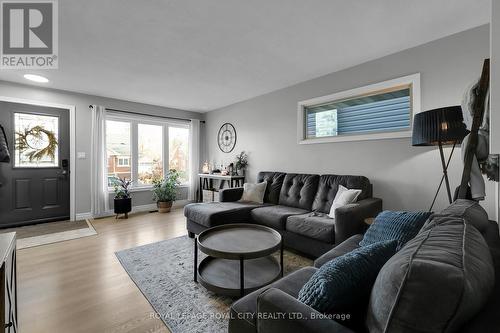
[116,235,312,333]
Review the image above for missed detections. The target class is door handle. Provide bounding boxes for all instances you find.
[60,159,69,176]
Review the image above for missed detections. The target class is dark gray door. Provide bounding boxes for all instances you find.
[0,102,70,227]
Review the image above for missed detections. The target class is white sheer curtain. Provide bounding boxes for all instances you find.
[189,119,200,201]
[90,105,109,216]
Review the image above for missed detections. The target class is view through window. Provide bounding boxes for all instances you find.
[106,120,131,186]
[105,118,190,188]
[138,124,163,185]
[169,126,189,183]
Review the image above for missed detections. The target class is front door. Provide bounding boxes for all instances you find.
[0,102,70,227]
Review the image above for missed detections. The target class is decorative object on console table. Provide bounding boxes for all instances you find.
[412,106,467,210]
[0,232,17,333]
[152,170,181,213]
[234,151,248,176]
[218,123,237,153]
[202,161,210,174]
[113,177,132,219]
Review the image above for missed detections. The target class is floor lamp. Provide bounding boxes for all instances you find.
[412,106,468,211]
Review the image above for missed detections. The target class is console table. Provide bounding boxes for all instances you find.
[198,174,245,202]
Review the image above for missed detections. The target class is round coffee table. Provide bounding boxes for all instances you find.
[194,224,283,297]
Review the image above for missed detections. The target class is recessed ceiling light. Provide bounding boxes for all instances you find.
[23,74,49,83]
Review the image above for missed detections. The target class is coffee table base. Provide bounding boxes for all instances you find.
[197,256,281,297]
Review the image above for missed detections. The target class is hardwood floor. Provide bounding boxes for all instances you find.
[17,209,188,333]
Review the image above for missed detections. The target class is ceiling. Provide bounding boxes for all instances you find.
[0,0,491,112]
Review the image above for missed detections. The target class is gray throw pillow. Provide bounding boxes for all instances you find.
[366,215,494,333]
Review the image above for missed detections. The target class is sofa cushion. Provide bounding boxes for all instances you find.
[366,216,495,333]
[229,267,317,333]
[286,213,336,243]
[278,173,319,210]
[314,234,363,268]
[360,210,432,249]
[257,172,286,204]
[423,199,489,236]
[251,205,309,230]
[184,202,264,228]
[312,175,372,213]
[299,240,397,314]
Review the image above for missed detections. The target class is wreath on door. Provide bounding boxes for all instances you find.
[15,126,58,162]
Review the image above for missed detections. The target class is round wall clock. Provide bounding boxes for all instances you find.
[217,123,237,153]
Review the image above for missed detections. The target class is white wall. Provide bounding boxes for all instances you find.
[0,81,205,215]
[205,25,497,219]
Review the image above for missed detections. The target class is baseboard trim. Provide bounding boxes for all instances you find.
[79,200,192,220]
[76,212,94,220]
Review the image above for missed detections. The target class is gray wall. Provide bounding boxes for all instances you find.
[205,25,497,219]
[0,81,204,215]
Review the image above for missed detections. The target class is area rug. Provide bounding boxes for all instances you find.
[0,219,97,249]
[116,235,312,333]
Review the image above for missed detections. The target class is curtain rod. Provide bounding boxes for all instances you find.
[88,105,205,123]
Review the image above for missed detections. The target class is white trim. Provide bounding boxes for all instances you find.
[0,96,77,221]
[76,200,191,219]
[297,73,421,144]
[76,212,94,220]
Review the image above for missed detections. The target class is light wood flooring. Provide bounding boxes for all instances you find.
[18,209,188,333]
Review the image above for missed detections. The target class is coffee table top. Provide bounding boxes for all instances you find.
[197,224,282,260]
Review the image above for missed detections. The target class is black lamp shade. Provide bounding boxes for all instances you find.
[412,106,467,146]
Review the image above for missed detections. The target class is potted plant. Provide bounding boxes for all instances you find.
[113,177,132,218]
[152,169,181,213]
[234,151,249,176]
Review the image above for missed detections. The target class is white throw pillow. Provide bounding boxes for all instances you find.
[240,181,267,204]
[328,185,362,218]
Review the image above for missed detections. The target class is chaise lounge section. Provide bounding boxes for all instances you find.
[184,171,382,257]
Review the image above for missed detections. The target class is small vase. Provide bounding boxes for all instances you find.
[157,201,173,213]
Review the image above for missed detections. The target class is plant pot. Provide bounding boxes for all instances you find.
[157,201,173,213]
[237,168,246,176]
[114,197,132,216]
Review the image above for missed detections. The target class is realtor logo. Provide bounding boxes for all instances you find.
[1,0,58,69]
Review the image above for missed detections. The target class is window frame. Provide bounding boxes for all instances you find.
[117,157,130,167]
[297,73,421,144]
[105,113,190,191]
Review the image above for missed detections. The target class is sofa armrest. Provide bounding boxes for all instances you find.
[334,197,382,244]
[256,288,355,333]
[219,187,243,202]
[314,234,364,268]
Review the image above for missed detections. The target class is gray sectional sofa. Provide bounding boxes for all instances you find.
[228,200,500,333]
[184,171,382,257]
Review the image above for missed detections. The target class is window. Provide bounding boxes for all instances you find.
[105,115,190,189]
[169,126,189,183]
[298,74,420,143]
[138,124,163,185]
[106,120,131,186]
[117,158,130,166]
[14,113,59,167]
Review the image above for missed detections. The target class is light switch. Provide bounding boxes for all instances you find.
[77,152,86,159]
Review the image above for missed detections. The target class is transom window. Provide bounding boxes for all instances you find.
[105,114,189,188]
[298,74,420,143]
